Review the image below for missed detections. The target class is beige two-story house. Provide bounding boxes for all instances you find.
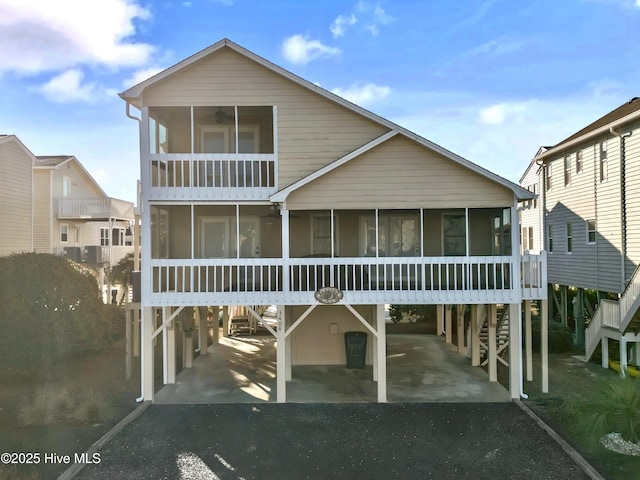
[120,39,548,403]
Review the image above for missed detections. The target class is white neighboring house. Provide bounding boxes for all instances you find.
[0,135,34,256]
[521,97,640,372]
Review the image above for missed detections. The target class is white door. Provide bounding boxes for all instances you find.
[200,218,229,258]
[232,217,261,258]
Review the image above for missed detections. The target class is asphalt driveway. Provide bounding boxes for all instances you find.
[74,403,594,480]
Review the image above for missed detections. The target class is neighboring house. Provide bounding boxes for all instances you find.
[120,38,548,403]
[0,134,34,256]
[522,97,640,371]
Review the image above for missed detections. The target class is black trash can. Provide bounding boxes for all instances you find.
[344,331,367,369]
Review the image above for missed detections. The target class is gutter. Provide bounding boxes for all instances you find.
[123,101,144,404]
[609,126,633,292]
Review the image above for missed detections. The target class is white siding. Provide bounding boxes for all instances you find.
[544,136,623,293]
[0,138,33,255]
[33,170,52,253]
[287,136,514,210]
[518,162,543,253]
[142,47,389,189]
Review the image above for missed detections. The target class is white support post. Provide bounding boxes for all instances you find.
[141,306,154,401]
[222,306,230,338]
[541,299,549,393]
[184,329,193,369]
[456,305,466,355]
[162,308,168,385]
[524,300,533,382]
[285,334,292,381]
[508,303,522,399]
[488,304,497,382]
[276,305,287,403]
[376,304,387,403]
[167,309,176,384]
[436,304,443,336]
[125,308,132,380]
[445,304,452,344]
[620,338,628,377]
[601,336,609,369]
[196,307,208,355]
[471,305,480,366]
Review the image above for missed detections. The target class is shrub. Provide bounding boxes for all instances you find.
[569,376,640,444]
[0,253,107,373]
[531,317,574,353]
[17,384,73,427]
[389,305,436,324]
[67,387,111,424]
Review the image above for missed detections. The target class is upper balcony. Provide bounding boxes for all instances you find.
[58,197,134,221]
[144,105,277,201]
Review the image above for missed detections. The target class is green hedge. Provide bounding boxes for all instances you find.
[0,253,110,373]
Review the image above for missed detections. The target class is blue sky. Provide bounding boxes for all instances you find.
[1,0,639,203]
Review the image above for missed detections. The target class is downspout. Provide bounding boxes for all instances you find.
[610,127,632,294]
[124,102,145,404]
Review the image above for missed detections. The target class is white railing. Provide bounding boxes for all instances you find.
[58,197,133,219]
[620,265,640,332]
[585,298,619,360]
[521,251,547,300]
[146,255,548,305]
[149,154,277,200]
[54,245,134,265]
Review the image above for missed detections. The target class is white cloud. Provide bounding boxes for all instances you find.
[330,14,357,38]
[468,38,523,57]
[332,83,391,106]
[356,2,394,36]
[0,0,154,74]
[36,69,99,103]
[478,102,528,125]
[122,67,165,88]
[281,35,341,65]
[391,92,627,183]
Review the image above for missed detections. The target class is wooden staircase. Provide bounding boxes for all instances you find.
[479,304,510,367]
[584,264,640,363]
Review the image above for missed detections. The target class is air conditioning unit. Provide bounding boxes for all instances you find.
[63,246,82,262]
[84,245,103,264]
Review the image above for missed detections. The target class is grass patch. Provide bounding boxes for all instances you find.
[17,384,113,427]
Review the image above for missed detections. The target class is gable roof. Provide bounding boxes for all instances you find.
[121,38,533,202]
[0,134,37,161]
[535,97,640,162]
[34,155,108,197]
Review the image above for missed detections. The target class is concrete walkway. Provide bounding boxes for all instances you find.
[154,334,509,403]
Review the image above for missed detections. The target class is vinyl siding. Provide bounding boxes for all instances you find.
[0,139,33,255]
[518,163,543,253]
[33,170,52,253]
[286,135,514,210]
[141,47,389,188]
[545,137,623,293]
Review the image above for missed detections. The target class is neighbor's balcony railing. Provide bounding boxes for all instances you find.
[146,254,547,305]
[58,197,134,220]
[149,154,277,200]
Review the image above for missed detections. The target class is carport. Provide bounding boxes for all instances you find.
[153,333,509,404]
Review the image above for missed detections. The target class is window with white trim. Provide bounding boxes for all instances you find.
[600,140,608,182]
[528,226,534,251]
[546,163,552,191]
[312,213,338,256]
[60,224,68,243]
[576,150,583,173]
[100,228,109,246]
[548,225,554,253]
[586,219,596,244]
[566,223,572,253]
[63,177,71,197]
[564,155,571,186]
